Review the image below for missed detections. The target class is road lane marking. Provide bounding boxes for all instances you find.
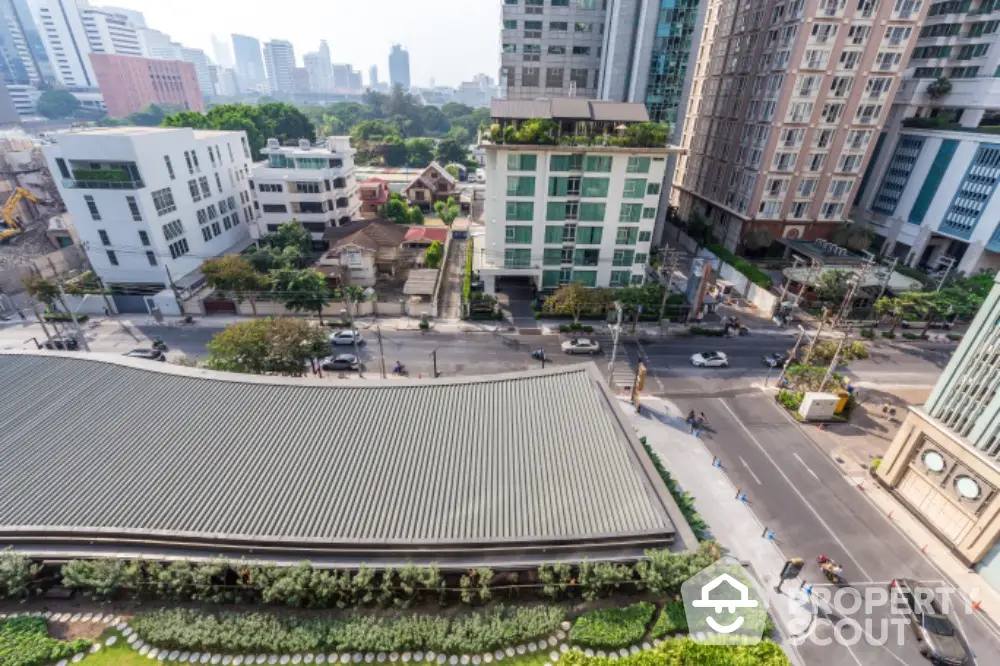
[717,398,873,581]
[738,456,762,484]
[794,453,820,481]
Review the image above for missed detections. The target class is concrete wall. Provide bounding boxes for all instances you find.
[0,245,90,310]
[231,299,413,318]
[55,293,115,315]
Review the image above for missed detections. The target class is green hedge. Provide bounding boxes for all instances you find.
[71,168,130,182]
[689,326,725,337]
[705,243,773,288]
[569,602,655,650]
[649,601,687,638]
[860,328,875,339]
[130,606,564,655]
[894,265,935,289]
[639,436,708,540]
[777,390,803,411]
[881,331,896,339]
[462,240,474,310]
[42,312,89,323]
[0,617,91,666]
[902,332,927,340]
[561,638,789,666]
[560,324,594,333]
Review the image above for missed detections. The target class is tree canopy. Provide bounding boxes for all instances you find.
[36,91,80,119]
[206,318,329,376]
[200,255,264,316]
[162,103,315,160]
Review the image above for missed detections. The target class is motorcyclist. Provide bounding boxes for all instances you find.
[392,361,403,374]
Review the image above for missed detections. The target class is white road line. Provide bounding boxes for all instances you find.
[794,453,820,481]
[739,456,762,484]
[717,398,874,581]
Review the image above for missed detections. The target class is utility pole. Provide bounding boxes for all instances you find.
[775,257,804,317]
[342,296,362,377]
[57,281,89,351]
[833,252,875,328]
[376,325,386,379]
[875,256,898,304]
[657,246,683,321]
[819,329,850,392]
[607,301,623,385]
[935,256,957,292]
[795,258,823,308]
[431,348,439,378]
[774,324,806,387]
[802,307,829,366]
[30,300,53,343]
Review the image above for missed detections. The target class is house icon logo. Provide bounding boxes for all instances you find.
[691,573,760,633]
[681,556,769,645]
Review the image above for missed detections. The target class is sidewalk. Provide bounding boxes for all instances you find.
[619,396,813,665]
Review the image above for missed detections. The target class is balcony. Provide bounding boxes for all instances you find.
[65,167,143,190]
[484,118,670,148]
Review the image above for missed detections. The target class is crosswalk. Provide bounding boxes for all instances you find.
[584,327,637,391]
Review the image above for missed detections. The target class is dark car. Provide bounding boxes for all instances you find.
[890,578,968,665]
[763,352,789,368]
[321,354,360,371]
[124,348,166,361]
[41,337,79,351]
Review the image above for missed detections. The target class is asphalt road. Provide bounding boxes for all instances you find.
[671,392,1000,666]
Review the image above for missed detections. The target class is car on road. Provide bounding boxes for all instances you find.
[763,352,788,368]
[321,354,360,371]
[330,330,364,346]
[124,348,166,361]
[691,351,729,368]
[889,578,968,665]
[40,337,79,351]
[562,338,601,355]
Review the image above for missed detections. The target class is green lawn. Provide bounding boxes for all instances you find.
[79,632,557,666]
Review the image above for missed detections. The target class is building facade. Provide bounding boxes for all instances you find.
[80,6,144,57]
[672,0,924,251]
[878,272,1000,592]
[30,0,96,88]
[481,99,672,293]
[0,0,54,85]
[499,0,605,99]
[389,44,410,89]
[854,0,1000,275]
[90,53,203,117]
[304,41,333,93]
[251,137,361,249]
[41,127,256,310]
[231,34,266,92]
[263,39,295,94]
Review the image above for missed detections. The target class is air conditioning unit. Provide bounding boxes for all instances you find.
[783,225,805,239]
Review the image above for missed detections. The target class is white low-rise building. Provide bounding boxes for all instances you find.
[251,136,361,249]
[482,99,673,293]
[42,126,257,313]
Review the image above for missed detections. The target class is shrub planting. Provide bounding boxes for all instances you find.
[560,639,790,666]
[639,436,709,540]
[569,602,656,649]
[649,601,687,638]
[1,617,90,666]
[859,328,875,339]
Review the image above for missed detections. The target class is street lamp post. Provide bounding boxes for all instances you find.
[774,324,806,388]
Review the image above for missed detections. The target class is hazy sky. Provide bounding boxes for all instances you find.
[99,0,502,87]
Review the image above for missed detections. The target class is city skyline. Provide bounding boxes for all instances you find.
[89,0,502,87]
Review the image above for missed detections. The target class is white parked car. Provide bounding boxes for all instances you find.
[690,351,729,368]
[330,330,364,346]
[561,338,601,355]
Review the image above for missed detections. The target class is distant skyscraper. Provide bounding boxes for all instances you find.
[80,7,144,57]
[0,0,54,84]
[388,44,409,89]
[30,0,95,88]
[348,68,362,91]
[91,53,202,116]
[293,67,311,94]
[332,63,350,89]
[303,40,332,92]
[96,6,146,29]
[263,39,295,94]
[369,64,378,87]
[211,34,233,69]
[232,34,266,91]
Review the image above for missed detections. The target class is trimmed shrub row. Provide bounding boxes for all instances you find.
[560,638,790,666]
[649,601,687,638]
[1,617,91,666]
[42,312,89,323]
[569,602,655,650]
[705,243,773,289]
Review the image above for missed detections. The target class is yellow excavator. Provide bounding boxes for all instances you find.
[0,186,40,243]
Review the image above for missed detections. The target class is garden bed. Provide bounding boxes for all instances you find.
[568,603,655,650]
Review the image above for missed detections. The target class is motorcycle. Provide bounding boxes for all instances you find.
[392,363,409,377]
[152,338,168,351]
[818,554,846,585]
[531,348,546,361]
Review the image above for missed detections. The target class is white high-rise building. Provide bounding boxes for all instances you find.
[210,33,233,69]
[42,126,258,310]
[252,136,361,248]
[30,0,96,88]
[303,41,333,93]
[93,5,145,28]
[80,6,143,57]
[263,39,295,94]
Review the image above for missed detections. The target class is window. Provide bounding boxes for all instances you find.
[797,178,818,197]
[814,129,835,149]
[215,173,223,193]
[579,202,605,221]
[164,155,174,180]
[106,250,118,266]
[548,45,566,55]
[296,181,321,194]
[609,269,631,287]
[152,188,176,216]
[765,177,789,197]
[893,0,921,18]
[639,231,652,242]
[550,21,569,31]
[208,146,216,167]
[522,66,541,85]
[198,176,211,198]
[549,176,581,196]
[968,21,999,38]
[184,150,193,175]
[191,150,200,172]
[507,154,537,171]
[169,238,189,259]
[507,176,536,196]
[504,249,531,268]
[627,156,651,173]
[572,46,591,55]
[802,49,830,69]
[839,50,862,70]
[619,203,642,222]
[575,22,592,32]
[846,129,873,150]
[615,227,638,245]
[98,229,110,246]
[865,77,893,98]
[201,226,212,242]
[138,230,150,246]
[838,154,863,172]
[55,157,70,179]
[504,19,517,29]
[790,201,810,218]
[788,102,813,123]
[524,20,543,37]
[828,178,854,199]
[146,251,157,266]
[773,152,797,171]
[573,248,600,265]
[262,204,287,213]
[875,52,902,70]
[805,152,827,171]
[505,225,533,244]
[212,222,221,237]
[643,207,656,219]
[161,219,184,241]
[545,68,564,87]
[759,201,782,218]
[581,177,609,197]
[820,103,844,123]
[227,144,234,163]
[855,104,883,123]
[623,178,646,198]
[821,202,845,219]
[884,26,912,45]
[188,178,201,202]
[585,155,613,172]
[848,24,871,44]
[506,201,534,220]
[957,43,990,60]
[552,0,569,5]
[523,45,541,61]
[259,183,283,192]
[830,76,853,97]
[197,209,208,225]
[83,195,100,220]
[207,204,218,220]
[570,68,588,88]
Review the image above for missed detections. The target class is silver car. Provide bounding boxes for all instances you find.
[330,330,364,346]
[890,578,968,665]
[561,338,601,355]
